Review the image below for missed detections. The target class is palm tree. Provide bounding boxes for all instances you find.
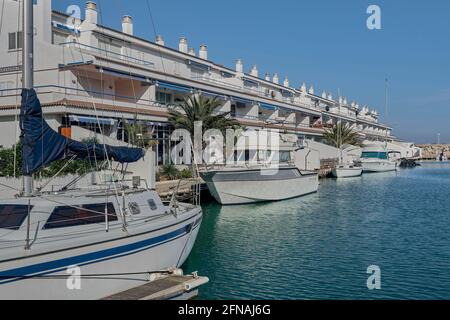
[168,95,241,138]
[323,123,362,149]
[123,116,157,149]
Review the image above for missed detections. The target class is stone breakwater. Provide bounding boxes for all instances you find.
[418,144,450,159]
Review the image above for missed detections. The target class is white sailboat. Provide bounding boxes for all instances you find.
[332,163,363,178]
[331,91,362,179]
[0,1,203,300]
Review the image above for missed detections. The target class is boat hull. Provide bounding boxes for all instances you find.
[0,211,202,300]
[362,160,397,173]
[332,167,363,178]
[202,168,319,205]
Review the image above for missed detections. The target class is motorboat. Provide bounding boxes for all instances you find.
[200,133,319,205]
[360,145,398,173]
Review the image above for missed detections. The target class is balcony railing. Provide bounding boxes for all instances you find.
[1,85,394,138]
[191,75,318,112]
[60,42,155,68]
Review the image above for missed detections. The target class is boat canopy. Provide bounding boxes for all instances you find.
[20,89,145,175]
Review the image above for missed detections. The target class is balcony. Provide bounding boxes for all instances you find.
[60,42,155,68]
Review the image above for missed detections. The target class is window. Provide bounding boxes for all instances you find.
[8,32,23,50]
[279,151,291,163]
[44,203,117,229]
[128,202,141,215]
[230,104,236,117]
[362,152,388,160]
[0,205,31,230]
[156,91,172,104]
[8,33,15,50]
[148,199,158,211]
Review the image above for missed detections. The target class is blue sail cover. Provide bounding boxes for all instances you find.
[20,89,145,175]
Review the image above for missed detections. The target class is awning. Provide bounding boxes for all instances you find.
[231,96,254,105]
[53,22,81,35]
[259,103,278,111]
[200,90,228,101]
[69,115,117,126]
[155,81,193,94]
[97,67,150,82]
[122,119,169,127]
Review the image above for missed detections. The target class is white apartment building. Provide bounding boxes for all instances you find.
[0,0,394,165]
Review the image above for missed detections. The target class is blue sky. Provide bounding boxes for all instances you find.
[53,0,450,143]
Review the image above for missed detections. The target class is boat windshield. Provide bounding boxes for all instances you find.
[362,152,388,160]
[0,205,30,230]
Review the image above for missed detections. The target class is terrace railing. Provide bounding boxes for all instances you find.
[60,42,155,68]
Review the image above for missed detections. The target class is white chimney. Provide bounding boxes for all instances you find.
[300,82,307,92]
[264,73,270,81]
[188,48,196,56]
[283,76,290,87]
[85,1,98,25]
[273,73,279,84]
[308,85,315,95]
[322,91,327,99]
[179,37,188,53]
[122,15,133,35]
[236,59,244,74]
[328,93,333,100]
[155,35,165,46]
[250,65,259,77]
[343,97,348,105]
[338,96,343,104]
[199,44,208,60]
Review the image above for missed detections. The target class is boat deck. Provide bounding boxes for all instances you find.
[102,273,209,300]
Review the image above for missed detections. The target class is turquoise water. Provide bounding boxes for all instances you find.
[183,162,450,300]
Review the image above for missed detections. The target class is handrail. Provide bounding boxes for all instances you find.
[60,42,155,67]
[0,85,181,109]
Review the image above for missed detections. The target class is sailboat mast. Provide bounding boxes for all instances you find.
[338,88,343,163]
[384,78,389,147]
[23,0,34,196]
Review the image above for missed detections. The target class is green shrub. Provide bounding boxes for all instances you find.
[160,164,179,181]
[0,143,93,178]
[177,168,193,179]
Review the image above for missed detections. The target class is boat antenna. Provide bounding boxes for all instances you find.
[385,78,389,125]
[338,88,343,163]
[23,0,34,197]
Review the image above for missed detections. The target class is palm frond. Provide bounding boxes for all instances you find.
[168,94,241,137]
[323,123,362,148]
